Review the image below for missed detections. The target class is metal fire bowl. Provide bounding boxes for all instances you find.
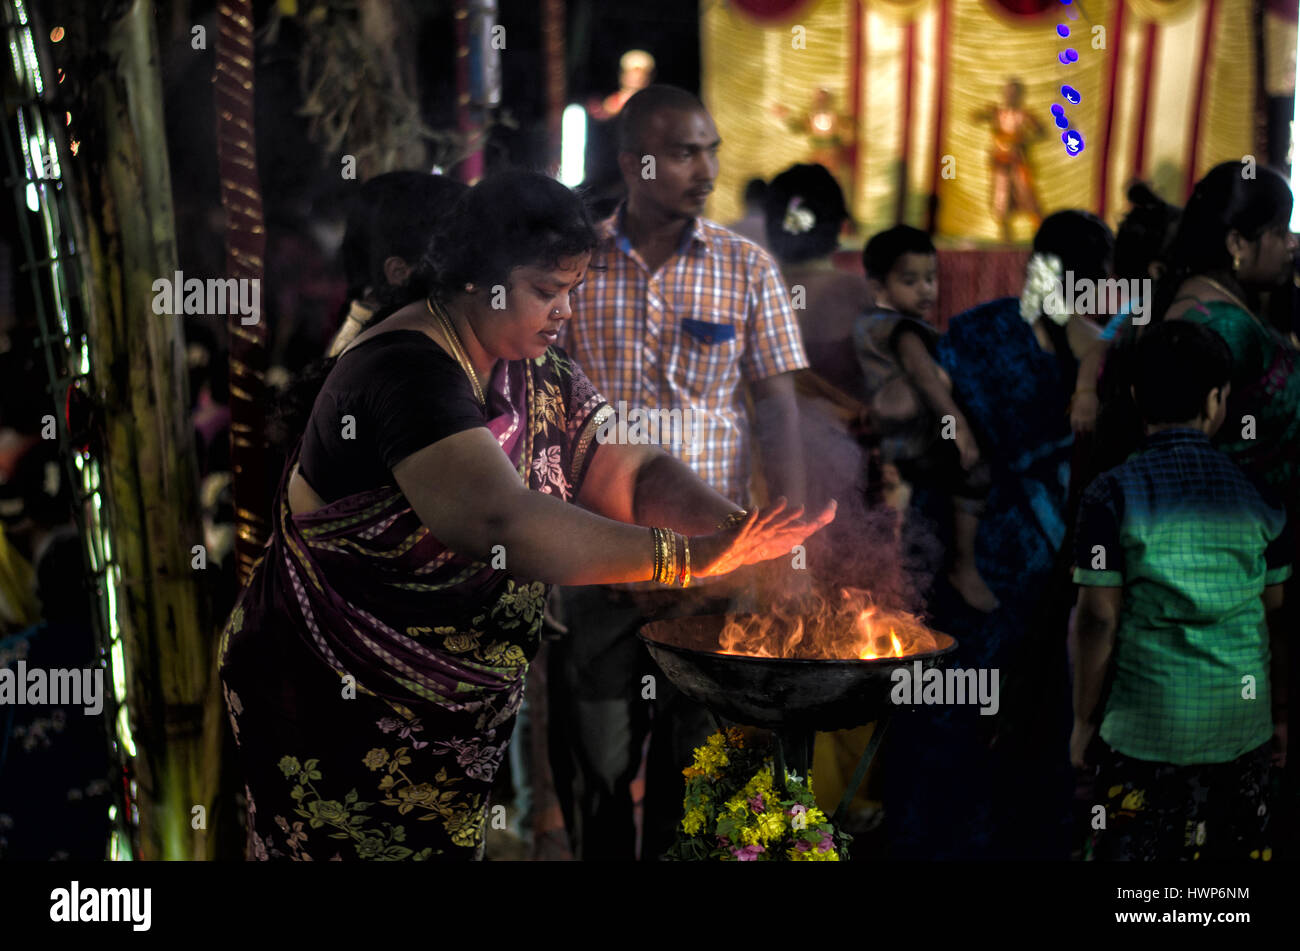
[639,613,958,731]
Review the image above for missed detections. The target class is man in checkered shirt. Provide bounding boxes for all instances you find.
[549,85,811,861]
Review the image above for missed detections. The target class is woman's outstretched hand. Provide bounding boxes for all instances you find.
[692,499,837,579]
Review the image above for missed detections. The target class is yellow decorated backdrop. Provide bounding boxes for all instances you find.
[702,0,1263,242]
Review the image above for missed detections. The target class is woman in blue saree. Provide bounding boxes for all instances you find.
[885,212,1114,858]
[218,172,835,861]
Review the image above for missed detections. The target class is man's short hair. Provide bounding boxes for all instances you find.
[618,85,707,154]
[862,225,935,281]
[1133,319,1233,424]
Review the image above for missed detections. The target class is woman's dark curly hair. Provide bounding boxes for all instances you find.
[266,171,599,457]
[417,169,599,303]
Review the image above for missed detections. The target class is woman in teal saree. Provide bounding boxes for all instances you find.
[218,172,834,861]
[1157,162,1299,508]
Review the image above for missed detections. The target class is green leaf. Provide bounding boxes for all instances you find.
[344,789,358,804]
[384,846,413,860]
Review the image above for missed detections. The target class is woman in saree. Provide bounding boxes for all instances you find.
[884,211,1113,859]
[218,171,836,862]
[1156,162,1299,509]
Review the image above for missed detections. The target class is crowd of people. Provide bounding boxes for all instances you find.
[6,75,1292,862]
[215,83,1300,862]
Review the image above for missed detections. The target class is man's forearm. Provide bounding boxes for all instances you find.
[631,452,741,535]
[754,390,806,509]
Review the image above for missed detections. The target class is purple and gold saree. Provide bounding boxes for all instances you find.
[219,347,611,860]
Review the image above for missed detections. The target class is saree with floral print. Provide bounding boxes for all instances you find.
[219,347,611,861]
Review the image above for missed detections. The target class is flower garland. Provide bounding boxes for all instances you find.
[665,728,851,861]
[1019,251,1070,326]
[782,197,816,235]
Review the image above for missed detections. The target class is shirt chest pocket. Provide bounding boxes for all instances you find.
[673,317,742,397]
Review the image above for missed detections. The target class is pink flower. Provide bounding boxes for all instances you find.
[731,843,765,861]
[748,795,765,814]
[795,839,812,852]
[817,833,834,853]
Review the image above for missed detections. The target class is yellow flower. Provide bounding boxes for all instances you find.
[749,768,775,795]
[691,744,728,777]
[756,810,785,842]
[682,808,707,835]
[804,806,827,827]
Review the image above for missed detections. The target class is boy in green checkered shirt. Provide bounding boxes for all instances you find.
[1070,320,1289,861]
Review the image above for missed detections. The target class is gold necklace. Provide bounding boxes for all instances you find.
[1190,275,1287,340]
[1190,275,1269,328]
[426,297,486,405]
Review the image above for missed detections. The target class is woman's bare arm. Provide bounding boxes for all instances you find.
[393,429,834,586]
[394,428,659,585]
[575,441,741,534]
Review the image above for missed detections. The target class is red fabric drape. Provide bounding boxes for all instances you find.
[985,0,1054,15]
[728,0,817,22]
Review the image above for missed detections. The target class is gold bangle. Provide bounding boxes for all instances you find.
[653,527,675,585]
[650,527,662,584]
[718,510,748,531]
[681,535,691,588]
[663,529,677,587]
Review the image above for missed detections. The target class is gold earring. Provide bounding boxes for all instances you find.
[465,283,475,292]
[1232,254,1241,273]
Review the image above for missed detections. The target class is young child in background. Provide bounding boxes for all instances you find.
[1071,320,1289,861]
[854,225,998,612]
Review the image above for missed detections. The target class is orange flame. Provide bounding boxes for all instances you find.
[719,588,940,661]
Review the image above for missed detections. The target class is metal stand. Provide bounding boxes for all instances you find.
[708,710,889,822]
[831,716,890,828]
[773,728,815,795]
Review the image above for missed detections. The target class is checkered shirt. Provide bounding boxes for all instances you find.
[559,204,808,505]
[1073,428,1291,765]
